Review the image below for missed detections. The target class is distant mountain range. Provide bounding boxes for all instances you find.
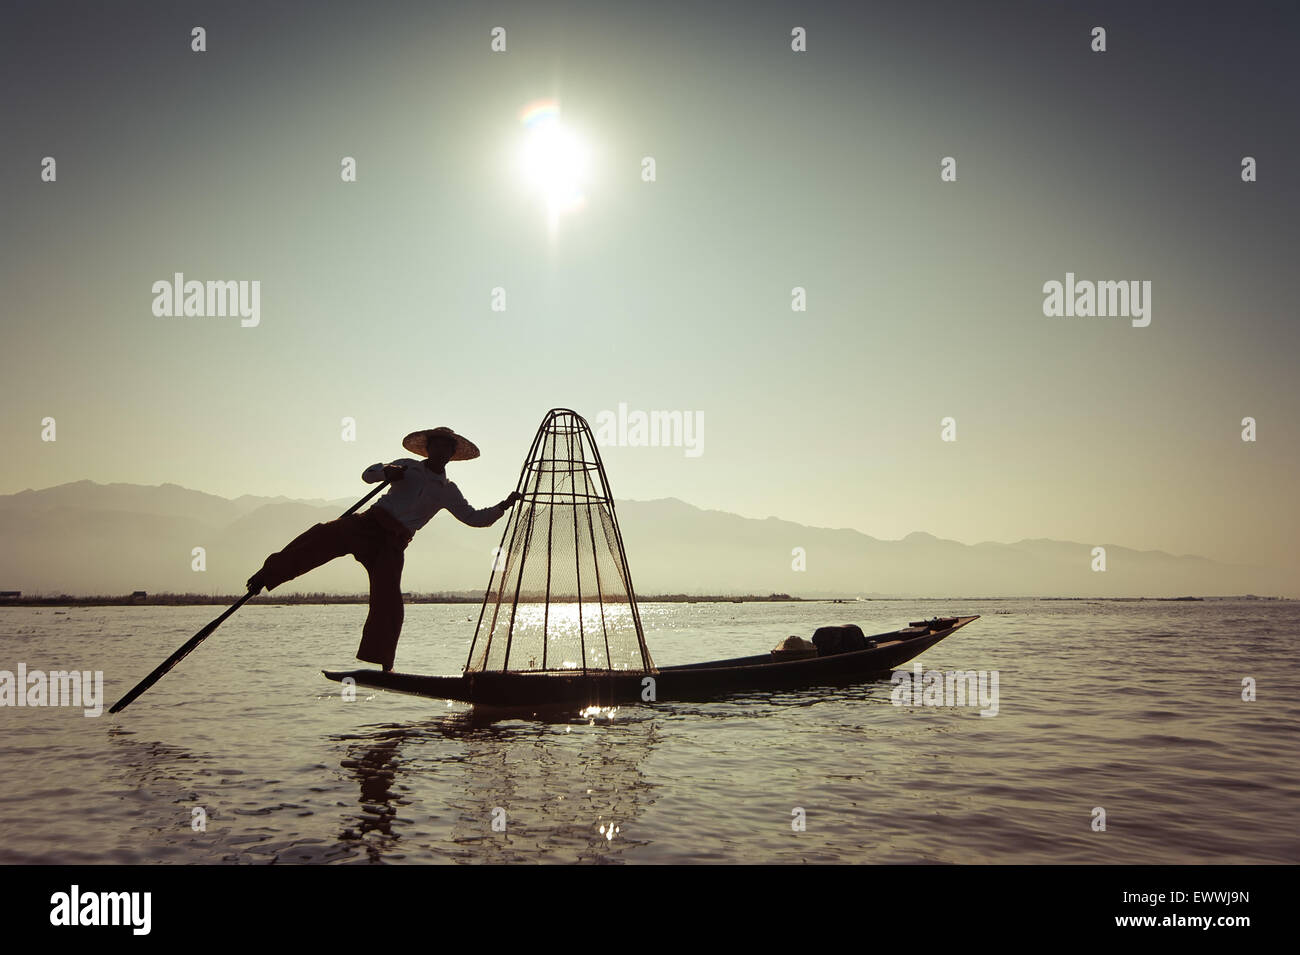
[0,481,1293,598]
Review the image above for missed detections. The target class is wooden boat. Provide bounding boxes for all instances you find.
[322,615,978,708]
[321,413,979,713]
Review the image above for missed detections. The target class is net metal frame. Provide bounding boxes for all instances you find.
[464,408,655,674]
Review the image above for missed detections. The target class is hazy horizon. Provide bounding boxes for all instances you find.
[6,473,1295,565]
[3,477,1294,598]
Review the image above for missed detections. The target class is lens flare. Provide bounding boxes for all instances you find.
[516,99,589,237]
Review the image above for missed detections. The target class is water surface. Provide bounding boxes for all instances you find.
[0,599,1295,863]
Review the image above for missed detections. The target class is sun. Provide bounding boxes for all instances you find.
[516,99,590,237]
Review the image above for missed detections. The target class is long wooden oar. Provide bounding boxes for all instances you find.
[109,482,389,713]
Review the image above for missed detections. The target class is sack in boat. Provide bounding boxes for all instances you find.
[811,623,868,656]
[771,635,818,660]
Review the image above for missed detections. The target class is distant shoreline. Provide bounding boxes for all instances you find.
[0,593,1289,608]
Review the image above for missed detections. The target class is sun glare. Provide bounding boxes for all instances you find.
[516,99,590,237]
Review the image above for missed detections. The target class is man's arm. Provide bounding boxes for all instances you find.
[444,486,522,528]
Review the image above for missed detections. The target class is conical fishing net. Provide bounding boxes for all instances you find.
[465,409,655,673]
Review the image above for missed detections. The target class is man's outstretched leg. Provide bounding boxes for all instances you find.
[356,545,405,670]
[247,515,364,593]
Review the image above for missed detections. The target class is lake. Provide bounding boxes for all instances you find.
[0,598,1295,863]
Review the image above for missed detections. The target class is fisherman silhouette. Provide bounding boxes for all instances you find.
[246,427,521,671]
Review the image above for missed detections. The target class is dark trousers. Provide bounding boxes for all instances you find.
[256,507,412,669]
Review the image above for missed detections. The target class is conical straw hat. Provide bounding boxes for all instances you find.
[402,427,480,461]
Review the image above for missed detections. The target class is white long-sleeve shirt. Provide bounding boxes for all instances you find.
[362,459,505,534]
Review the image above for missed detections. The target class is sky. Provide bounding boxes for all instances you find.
[2,0,1297,573]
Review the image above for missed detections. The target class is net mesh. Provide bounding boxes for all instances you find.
[466,409,655,673]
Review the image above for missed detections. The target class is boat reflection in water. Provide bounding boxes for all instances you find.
[331,706,662,863]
